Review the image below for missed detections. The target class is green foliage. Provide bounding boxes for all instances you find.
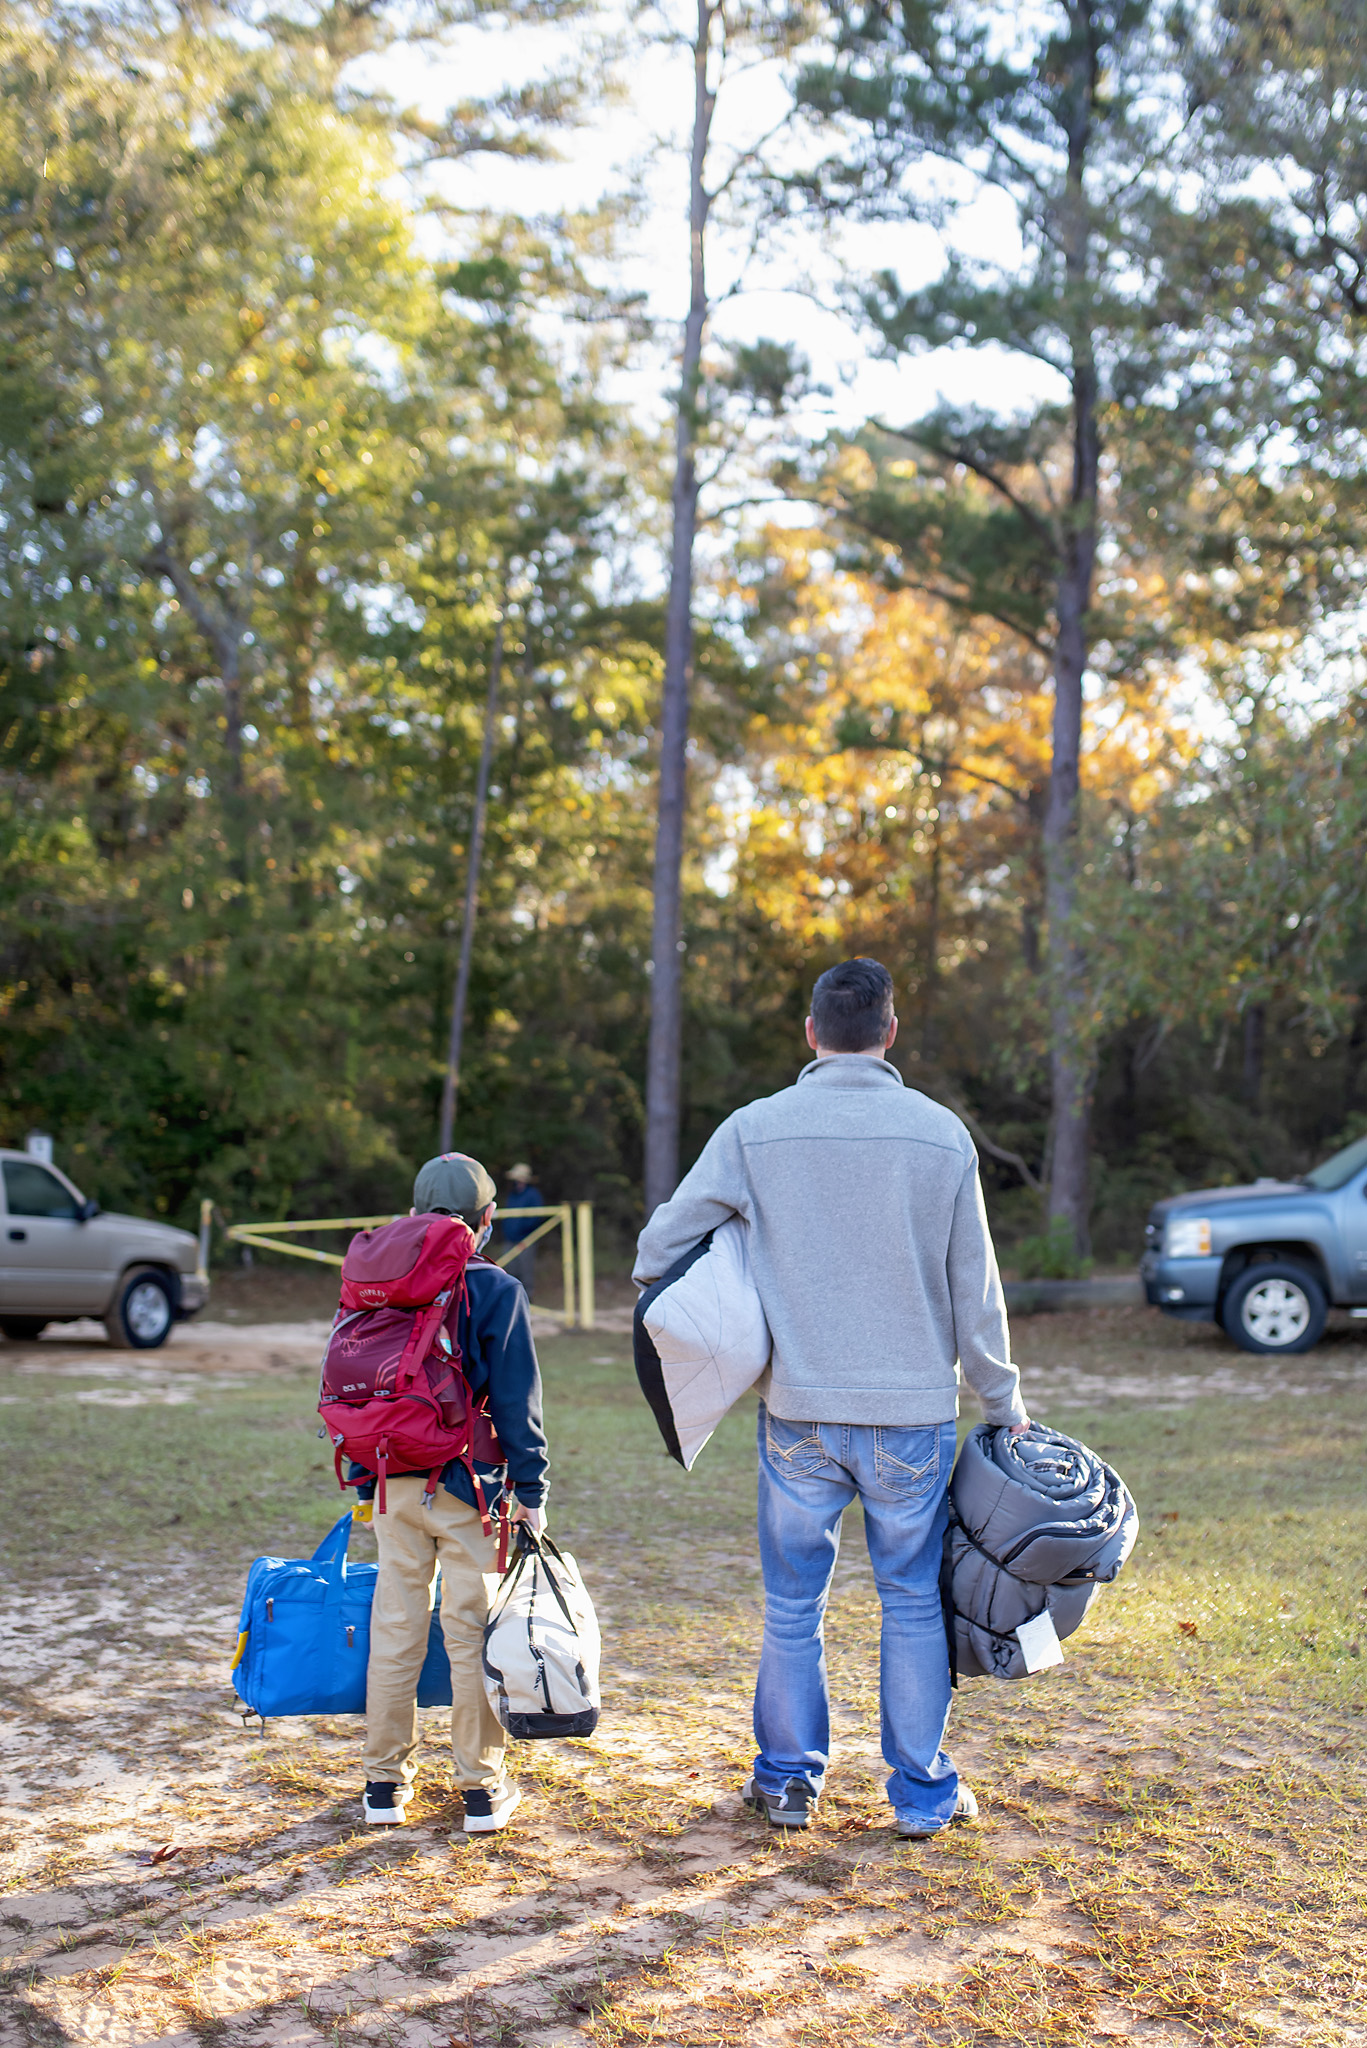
[0,3,653,1228]
[1012,1218,1095,1282]
[3,0,1367,1274]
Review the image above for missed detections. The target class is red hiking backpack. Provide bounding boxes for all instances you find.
[318,1213,503,1526]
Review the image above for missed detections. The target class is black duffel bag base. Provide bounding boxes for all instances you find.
[504,1707,600,1740]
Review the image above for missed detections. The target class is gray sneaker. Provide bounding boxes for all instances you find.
[897,1784,979,1839]
[743,1775,816,1829]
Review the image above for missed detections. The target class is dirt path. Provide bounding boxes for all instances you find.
[2,1322,1364,2048]
[3,1550,1361,2048]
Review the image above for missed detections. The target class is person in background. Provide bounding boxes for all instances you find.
[501,1162,543,1301]
[632,957,1030,1840]
[358,1151,547,1835]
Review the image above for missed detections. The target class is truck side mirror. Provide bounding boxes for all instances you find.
[77,1197,101,1222]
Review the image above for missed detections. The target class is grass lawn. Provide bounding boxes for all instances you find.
[0,1303,1364,2047]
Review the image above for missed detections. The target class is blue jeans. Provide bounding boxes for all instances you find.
[753,1404,959,1831]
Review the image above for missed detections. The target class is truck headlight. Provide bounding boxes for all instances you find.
[1166,1217,1211,1258]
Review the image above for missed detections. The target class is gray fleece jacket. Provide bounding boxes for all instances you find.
[633,1055,1026,1430]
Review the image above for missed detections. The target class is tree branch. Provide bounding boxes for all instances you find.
[869,418,1058,551]
[939,1093,1043,1192]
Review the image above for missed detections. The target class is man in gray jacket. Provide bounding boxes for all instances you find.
[633,957,1030,1838]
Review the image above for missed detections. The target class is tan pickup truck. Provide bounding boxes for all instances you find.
[0,1149,209,1348]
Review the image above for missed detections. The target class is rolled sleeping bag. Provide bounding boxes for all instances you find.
[945,1422,1138,1681]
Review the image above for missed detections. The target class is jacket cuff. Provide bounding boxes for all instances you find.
[982,1389,1029,1429]
[346,1461,377,1501]
[512,1481,547,1508]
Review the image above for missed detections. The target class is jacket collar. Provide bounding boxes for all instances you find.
[796,1055,905,1089]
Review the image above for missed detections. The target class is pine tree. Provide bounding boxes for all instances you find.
[784,0,1264,1249]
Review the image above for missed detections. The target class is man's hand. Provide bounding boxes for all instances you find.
[510,1502,545,1537]
[352,1500,374,1525]
[1008,1418,1031,1437]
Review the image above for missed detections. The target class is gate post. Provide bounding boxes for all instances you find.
[576,1203,595,1330]
[559,1204,577,1328]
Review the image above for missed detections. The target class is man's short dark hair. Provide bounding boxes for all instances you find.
[810,957,895,1053]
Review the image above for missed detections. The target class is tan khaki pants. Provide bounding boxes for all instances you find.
[362,1479,507,1792]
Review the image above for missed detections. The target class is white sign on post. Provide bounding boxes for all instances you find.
[25,1132,53,1165]
[1015,1607,1065,1673]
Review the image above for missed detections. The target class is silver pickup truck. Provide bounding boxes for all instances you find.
[0,1148,208,1348]
[1141,1133,1367,1354]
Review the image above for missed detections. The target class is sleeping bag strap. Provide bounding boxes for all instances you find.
[939,1524,959,1691]
[942,1504,1024,1691]
[950,1507,1037,1581]
[946,1506,1011,1576]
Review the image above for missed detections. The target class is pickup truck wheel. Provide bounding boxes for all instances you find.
[0,1318,47,1341]
[1221,1262,1327,1355]
[105,1269,174,1350]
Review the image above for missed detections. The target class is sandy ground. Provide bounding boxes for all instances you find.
[2,1322,1364,2048]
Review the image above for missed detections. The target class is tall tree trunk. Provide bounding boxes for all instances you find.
[219,638,245,797]
[643,0,718,1217]
[285,549,320,731]
[1044,8,1100,1256]
[921,798,942,1061]
[439,612,505,1152]
[146,538,249,872]
[1346,988,1367,1120]
[1241,1001,1265,1114]
[1020,780,1047,974]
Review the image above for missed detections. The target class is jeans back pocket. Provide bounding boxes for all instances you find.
[764,1412,830,1477]
[872,1426,940,1499]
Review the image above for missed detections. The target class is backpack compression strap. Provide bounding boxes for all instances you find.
[396,1294,452,1391]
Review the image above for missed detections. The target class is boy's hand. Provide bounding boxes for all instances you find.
[352,1500,374,1525]
[510,1502,545,1537]
[1008,1418,1031,1437]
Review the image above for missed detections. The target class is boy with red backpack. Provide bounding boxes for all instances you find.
[332,1152,547,1833]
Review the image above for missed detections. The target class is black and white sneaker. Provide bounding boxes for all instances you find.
[461,1782,521,1834]
[742,1775,815,1829]
[897,1784,979,1839]
[362,1781,411,1825]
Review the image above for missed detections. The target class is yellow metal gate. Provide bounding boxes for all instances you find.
[204,1201,596,1329]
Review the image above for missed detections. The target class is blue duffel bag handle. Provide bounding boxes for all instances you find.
[316,1508,356,1601]
[232,1510,453,1719]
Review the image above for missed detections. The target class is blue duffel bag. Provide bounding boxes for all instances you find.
[231,1509,453,1718]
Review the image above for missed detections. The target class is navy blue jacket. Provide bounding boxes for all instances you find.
[501,1184,544,1246]
[350,1258,548,1514]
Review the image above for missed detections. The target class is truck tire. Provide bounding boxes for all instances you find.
[0,1318,47,1341]
[105,1269,174,1350]
[1221,1261,1327,1355]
